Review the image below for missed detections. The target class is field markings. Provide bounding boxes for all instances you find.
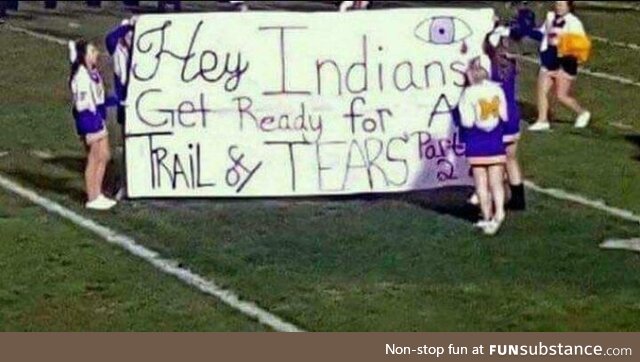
[592,36,640,51]
[609,122,635,131]
[578,1,640,12]
[0,174,304,332]
[3,18,640,329]
[6,23,640,234]
[524,181,640,252]
[515,55,640,88]
[4,24,68,45]
[524,181,640,225]
[600,238,640,252]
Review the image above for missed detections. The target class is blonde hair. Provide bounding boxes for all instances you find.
[465,57,489,85]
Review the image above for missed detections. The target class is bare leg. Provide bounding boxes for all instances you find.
[505,141,526,210]
[505,142,522,186]
[548,81,557,122]
[85,142,100,202]
[536,71,554,123]
[489,164,506,222]
[472,166,492,221]
[94,138,111,197]
[555,75,584,115]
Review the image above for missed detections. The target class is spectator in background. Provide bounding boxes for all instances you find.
[0,2,6,23]
[0,1,19,23]
[44,1,57,10]
[86,1,101,8]
[230,1,248,12]
[339,1,369,12]
[158,1,181,12]
[486,26,526,211]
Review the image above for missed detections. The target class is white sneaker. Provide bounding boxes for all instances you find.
[574,111,591,128]
[528,122,551,132]
[468,193,479,206]
[86,195,117,210]
[482,220,501,236]
[474,219,492,229]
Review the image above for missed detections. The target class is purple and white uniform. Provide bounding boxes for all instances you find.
[530,11,585,78]
[71,65,108,141]
[458,79,508,166]
[106,23,133,124]
[490,58,520,144]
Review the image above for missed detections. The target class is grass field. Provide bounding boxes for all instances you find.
[1,1,640,331]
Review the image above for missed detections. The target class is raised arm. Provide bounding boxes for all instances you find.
[105,23,134,55]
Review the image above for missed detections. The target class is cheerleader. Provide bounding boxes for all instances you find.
[486,26,526,210]
[69,40,117,210]
[527,1,592,131]
[106,18,135,200]
[106,19,134,127]
[459,57,509,235]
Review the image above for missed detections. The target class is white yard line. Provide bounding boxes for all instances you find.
[4,24,68,45]
[0,173,304,332]
[578,1,640,12]
[600,238,640,252]
[592,36,640,51]
[525,181,640,253]
[516,55,640,88]
[5,19,640,289]
[608,122,635,131]
[524,181,640,225]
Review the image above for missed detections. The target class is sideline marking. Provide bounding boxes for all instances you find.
[516,55,640,88]
[0,174,304,332]
[592,36,640,51]
[600,238,640,253]
[7,18,640,294]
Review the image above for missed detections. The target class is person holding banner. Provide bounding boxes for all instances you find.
[526,0,592,131]
[69,40,118,210]
[459,57,509,236]
[486,26,526,211]
[105,18,135,200]
[106,18,134,128]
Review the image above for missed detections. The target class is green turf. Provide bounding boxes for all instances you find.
[0,191,265,331]
[1,1,639,331]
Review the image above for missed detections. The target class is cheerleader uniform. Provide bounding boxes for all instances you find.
[491,58,520,144]
[458,79,508,166]
[71,65,112,144]
[106,22,134,125]
[529,11,590,79]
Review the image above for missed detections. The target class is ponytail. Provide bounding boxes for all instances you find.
[68,39,88,87]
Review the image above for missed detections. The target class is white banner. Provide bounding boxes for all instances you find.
[125,8,495,198]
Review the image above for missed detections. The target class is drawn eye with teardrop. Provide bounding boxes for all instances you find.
[414,16,473,46]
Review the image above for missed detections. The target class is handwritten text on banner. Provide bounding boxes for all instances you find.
[125,9,495,197]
